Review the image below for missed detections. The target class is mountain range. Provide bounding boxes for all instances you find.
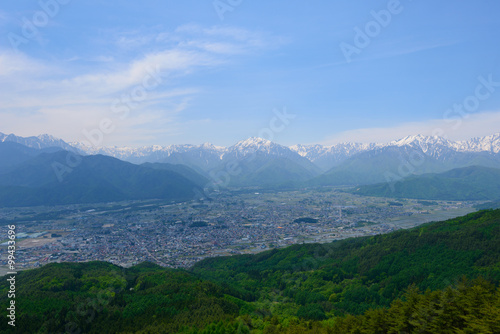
[1,132,500,204]
[0,132,81,153]
[0,142,204,207]
[3,132,500,171]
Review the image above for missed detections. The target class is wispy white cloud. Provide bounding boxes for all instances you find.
[115,34,156,50]
[0,50,50,76]
[178,40,246,55]
[175,24,288,51]
[179,25,253,40]
[57,48,218,97]
[0,24,278,145]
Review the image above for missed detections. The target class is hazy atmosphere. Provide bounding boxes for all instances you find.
[1,2,500,333]
[1,1,500,146]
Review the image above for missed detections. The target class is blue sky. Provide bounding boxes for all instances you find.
[1,0,500,147]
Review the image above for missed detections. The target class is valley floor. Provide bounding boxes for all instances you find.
[0,188,479,271]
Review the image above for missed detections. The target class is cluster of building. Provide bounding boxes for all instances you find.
[0,190,475,270]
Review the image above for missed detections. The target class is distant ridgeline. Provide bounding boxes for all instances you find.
[0,142,206,207]
[2,133,500,202]
[352,165,500,202]
[1,210,499,333]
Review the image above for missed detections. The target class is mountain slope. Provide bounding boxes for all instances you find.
[219,138,321,187]
[72,142,226,170]
[0,149,201,207]
[309,146,441,186]
[71,133,500,173]
[351,165,500,201]
[0,141,47,174]
[159,143,224,173]
[141,162,209,187]
[192,210,500,314]
[290,142,379,171]
[223,154,318,187]
[0,262,245,333]
[310,143,500,186]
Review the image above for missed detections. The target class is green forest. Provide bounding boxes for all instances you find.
[1,209,500,333]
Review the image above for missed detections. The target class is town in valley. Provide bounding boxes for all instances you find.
[0,188,477,273]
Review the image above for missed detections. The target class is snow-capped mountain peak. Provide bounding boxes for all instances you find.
[234,137,272,148]
[200,142,225,151]
[390,134,450,147]
[3,132,500,172]
[386,133,500,154]
[455,132,500,153]
[0,132,80,152]
[289,144,321,157]
[227,137,285,157]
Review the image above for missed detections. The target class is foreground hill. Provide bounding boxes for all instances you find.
[0,210,499,333]
[351,165,500,201]
[192,209,500,314]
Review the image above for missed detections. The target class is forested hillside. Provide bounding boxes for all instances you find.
[351,165,500,201]
[0,150,202,207]
[0,210,499,333]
